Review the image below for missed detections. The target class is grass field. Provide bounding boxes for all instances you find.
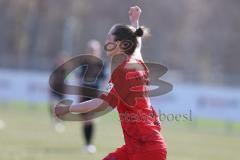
[0,105,240,160]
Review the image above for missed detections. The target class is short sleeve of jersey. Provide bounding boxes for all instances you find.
[99,67,129,108]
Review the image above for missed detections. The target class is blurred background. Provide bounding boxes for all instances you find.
[0,0,239,160]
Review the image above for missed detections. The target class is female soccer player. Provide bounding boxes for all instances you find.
[55,6,167,160]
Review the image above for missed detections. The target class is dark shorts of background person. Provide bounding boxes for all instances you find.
[79,90,98,146]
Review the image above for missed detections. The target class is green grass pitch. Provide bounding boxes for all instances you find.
[0,105,239,160]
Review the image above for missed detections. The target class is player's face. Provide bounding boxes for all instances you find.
[105,27,121,57]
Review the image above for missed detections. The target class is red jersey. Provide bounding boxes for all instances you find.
[100,58,166,154]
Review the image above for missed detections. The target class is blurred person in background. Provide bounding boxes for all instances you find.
[77,40,107,153]
[49,56,66,133]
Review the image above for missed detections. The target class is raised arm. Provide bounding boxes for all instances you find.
[129,6,141,29]
[129,6,142,59]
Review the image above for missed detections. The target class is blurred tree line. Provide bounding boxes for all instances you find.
[0,0,239,85]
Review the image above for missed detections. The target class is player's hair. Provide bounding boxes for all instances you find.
[111,24,150,55]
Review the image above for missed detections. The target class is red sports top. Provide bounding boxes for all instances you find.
[100,57,166,153]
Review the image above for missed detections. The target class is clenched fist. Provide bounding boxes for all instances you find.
[55,103,70,117]
[129,6,142,24]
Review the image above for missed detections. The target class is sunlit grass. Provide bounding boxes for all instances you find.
[0,105,239,160]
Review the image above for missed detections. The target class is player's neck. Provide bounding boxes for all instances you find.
[131,51,143,61]
[128,54,143,62]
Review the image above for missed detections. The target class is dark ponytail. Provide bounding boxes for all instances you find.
[134,27,144,37]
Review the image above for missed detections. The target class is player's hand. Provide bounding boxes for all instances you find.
[129,6,142,24]
[55,104,70,117]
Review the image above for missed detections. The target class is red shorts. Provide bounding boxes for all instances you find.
[103,145,167,160]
